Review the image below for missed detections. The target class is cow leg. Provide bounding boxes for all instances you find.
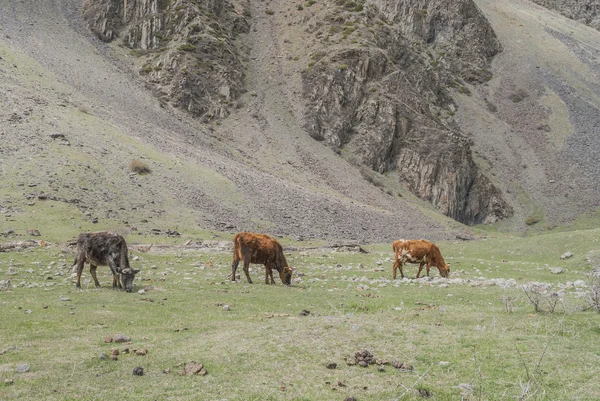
[90,264,101,288]
[265,265,275,285]
[426,262,432,277]
[393,260,399,280]
[107,261,121,290]
[243,260,253,284]
[112,273,123,290]
[416,262,425,278]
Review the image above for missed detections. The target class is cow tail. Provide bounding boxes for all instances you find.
[233,234,242,262]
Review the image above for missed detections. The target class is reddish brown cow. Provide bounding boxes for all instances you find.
[231,232,293,285]
[392,239,450,279]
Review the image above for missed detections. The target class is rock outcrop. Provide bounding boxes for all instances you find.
[301,0,511,224]
[530,0,600,30]
[83,0,250,120]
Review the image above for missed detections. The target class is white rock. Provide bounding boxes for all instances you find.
[561,252,573,260]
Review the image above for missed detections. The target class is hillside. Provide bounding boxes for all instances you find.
[1,0,599,243]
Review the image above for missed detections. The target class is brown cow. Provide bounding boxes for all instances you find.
[392,239,450,279]
[231,232,293,285]
[73,232,139,292]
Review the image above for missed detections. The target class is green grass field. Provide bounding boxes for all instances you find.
[1,228,599,400]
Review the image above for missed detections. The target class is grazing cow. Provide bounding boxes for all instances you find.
[73,232,139,292]
[392,239,450,279]
[231,232,293,285]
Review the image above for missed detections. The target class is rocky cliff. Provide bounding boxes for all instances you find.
[83,0,250,120]
[83,0,512,225]
[530,0,600,30]
[301,0,511,224]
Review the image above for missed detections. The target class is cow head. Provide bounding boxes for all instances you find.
[120,268,140,292]
[439,264,450,278]
[279,266,293,285]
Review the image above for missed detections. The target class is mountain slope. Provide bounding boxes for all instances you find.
[461,0,600,228]
[1,0,599,243]
[0,0,463,243]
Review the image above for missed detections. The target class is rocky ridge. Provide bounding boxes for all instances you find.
[83,0,513,225]
[530,0,600,30]
[300,0,511,224]
[83,0,250,120]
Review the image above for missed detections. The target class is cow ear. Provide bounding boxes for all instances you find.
[121,268,131,274]
[133,269,140,274]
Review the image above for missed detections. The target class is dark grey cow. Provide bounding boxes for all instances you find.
[73,232,139,292]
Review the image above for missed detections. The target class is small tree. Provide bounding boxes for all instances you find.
[585,272,600,313]
[129,159,151,175]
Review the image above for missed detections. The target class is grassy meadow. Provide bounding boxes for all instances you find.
[1,228,600,400]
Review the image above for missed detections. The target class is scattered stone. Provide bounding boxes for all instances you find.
[135,348,148,356]
[561,252,573,260]
[111,349,119,356]
[138,289,146,294]
[326,362,337,369]
[378,365,385,372]
[113,334,131,343]
[181,361,207,376]
[4,379,14,385]
[351,349,375,367]
[132,366,144,376]
[104,336,113,343]
[27,229,40,236]
[110,355,118,361]
[392,360,404,369]
[59,296,70,301]
[15,363,30,373]
[48,132,65,139]
[223,304,230,311]
[550,267,564,274]
[98,353,108,361]
[299,309,310,316]
[344,397,357,401]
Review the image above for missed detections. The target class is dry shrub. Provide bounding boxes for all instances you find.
[130,159,151,175]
